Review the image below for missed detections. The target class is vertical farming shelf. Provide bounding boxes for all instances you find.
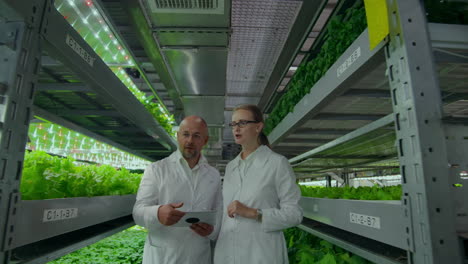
[0,0,176,263]
[268,1,468,263]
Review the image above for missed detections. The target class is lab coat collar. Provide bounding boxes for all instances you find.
[168,149,209,168]
[231,145,271,170]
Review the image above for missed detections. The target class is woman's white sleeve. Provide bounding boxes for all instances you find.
[208,178,223,240]
[261,157,303,232]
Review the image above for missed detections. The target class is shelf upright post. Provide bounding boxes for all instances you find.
[0,0,44,262]
[343,171,350,186]
[385,0,463,262]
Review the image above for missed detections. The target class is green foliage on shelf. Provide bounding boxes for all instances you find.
[264,1,467,135]
[54,1,176,136]
[264,5,367,135]
[119,69,176,136]
[20,151,142,200]
[300,185,402,200]
[284,227,372,264]
[142,95,176,136]
[48,226,146,264]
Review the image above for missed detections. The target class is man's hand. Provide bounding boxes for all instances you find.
[227,200,256,219]
[157,202,185,226]
[190,223,214,237]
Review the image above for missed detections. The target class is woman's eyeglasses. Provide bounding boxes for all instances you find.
[228,120,259,128]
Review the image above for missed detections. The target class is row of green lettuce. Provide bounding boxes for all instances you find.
[285,227,372,264]
[289,185,403,263]
[47,225,372,264]
[264,0,468,135]
[20,151,142,200]
[48,226,146,264]
[132,91,175,136]
[300,185,402,200]
[20,151,401,201]
[263,4,367,134]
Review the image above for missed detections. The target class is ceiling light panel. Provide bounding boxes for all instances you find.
[302,120,372,130]
[55,0,133,66]
[231,0,302,28]
[227,0,302,95]
[223,0,301,156]
[227,27,291,82]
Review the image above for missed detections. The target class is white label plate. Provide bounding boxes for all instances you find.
[350,212,381,229]
[43,208,78,222]
[66,34,96,67]
[337,47,361,77]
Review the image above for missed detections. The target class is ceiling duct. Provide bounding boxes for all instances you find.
[146,0,225,14]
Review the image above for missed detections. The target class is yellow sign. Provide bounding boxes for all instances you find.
[364,0,390,50]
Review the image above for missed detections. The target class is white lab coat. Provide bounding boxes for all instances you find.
[214,145,303,264]
[133,151,222,264]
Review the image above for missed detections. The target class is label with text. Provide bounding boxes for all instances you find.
[43,208,78,222]
[337,47,361,77]
[350,212,380,229]
[66,34,96,67]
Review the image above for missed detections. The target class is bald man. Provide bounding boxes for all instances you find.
[133,116,222,264]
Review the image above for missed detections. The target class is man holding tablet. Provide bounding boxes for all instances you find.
[133,115,222,264]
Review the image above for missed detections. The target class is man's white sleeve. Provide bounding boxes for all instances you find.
[133,163,163,230]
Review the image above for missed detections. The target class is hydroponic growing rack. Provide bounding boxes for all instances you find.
[0,0,177,263]
[267,0,468,263]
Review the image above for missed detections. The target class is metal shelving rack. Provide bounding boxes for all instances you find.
[267,0,468,263]
[0,0,177,263]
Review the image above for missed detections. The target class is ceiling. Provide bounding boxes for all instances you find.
[95,0,318,169]
[223,0,303,158]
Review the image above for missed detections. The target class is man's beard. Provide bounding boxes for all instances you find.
[182,148,198,159]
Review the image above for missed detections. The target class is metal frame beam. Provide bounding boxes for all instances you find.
[386,0,463,262]
[314,113,387,121]
[36,83,92,92]
[0,1,44,260]
[290,128,354,136]
[289,114,394,164]
[299,220,406,264]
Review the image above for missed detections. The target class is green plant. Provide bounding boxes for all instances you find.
[264,1,468,135]
[300,185,401,200]
[48,226,146,264]
[264,5,367,135]
[20,151,142,200]
[284,227,372,264]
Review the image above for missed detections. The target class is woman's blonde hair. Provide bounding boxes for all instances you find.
[233,104,271,148]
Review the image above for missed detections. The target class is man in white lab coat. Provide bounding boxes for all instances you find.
[133,115,222,264]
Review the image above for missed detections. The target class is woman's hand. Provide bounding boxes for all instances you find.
[190,223,214,237]
[227,200,257,219]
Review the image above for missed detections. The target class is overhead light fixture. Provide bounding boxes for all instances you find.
[55,0,175,134]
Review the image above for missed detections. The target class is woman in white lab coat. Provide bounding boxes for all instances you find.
[214,104,303,264]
